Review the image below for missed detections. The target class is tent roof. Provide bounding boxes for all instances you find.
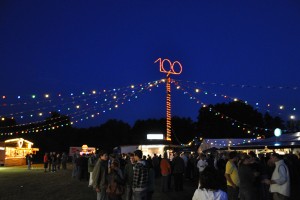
[231,132,300,149]
[200,132,300,150]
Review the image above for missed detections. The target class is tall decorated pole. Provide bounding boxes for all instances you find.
[166,72,171,141]
[155,58,182,142]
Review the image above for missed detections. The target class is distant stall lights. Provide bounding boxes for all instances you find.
[290,115,295,120]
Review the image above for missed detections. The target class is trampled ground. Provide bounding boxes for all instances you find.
[0,164,196,200]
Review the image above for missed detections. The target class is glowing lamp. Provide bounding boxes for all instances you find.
[274,128,282,137]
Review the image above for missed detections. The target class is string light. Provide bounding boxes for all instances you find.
[174,79,298,119]
[0,78,298,136]
[0,80,165,135]
[173,80,290,136]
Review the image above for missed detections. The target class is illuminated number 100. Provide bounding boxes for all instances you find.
[155,58,182,75]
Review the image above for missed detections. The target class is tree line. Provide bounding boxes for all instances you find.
[1,101,299,154]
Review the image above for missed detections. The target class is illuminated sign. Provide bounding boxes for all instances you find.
[147,134,164,140]
[155,58,182,75]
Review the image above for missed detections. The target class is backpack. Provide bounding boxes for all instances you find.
[106,170,125,197]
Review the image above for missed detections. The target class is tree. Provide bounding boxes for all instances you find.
[197,101,284,138]
[171,116,197,144]
[131,118,165,143]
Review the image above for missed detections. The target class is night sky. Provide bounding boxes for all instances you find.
[1,1,300,129]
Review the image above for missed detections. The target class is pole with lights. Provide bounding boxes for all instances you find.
[155,58,182,142]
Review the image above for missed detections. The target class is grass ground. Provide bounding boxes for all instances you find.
[0,164,196,200]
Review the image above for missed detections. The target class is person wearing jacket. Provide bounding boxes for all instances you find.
[132,150,148,200]
[124,153,135,200]
[172,151,185,191]
[92,150,109,200]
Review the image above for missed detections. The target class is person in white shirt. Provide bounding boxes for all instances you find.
[197,153,208,173]
[192,166,228,200]
[263,153,290,200]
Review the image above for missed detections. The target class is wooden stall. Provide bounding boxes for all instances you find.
[0,138,39,166]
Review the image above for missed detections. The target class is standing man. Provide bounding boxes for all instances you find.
[61,152,68,170]
[160,152,171,192]
[51,152,57,172]
[124,153,135,200]
[26,153,32,170]
[72,150,79,178]
[172,151,185,191]
[88,152,96,187]
[225,151,239,200]
[48,152,52,172]
[43,153,49,172]
[92,150,109,200]
[263,153,290,200]
[132,150,148,200]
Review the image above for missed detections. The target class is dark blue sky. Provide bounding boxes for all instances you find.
[1,0,300,129]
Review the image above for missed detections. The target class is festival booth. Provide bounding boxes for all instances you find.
[69,145,96,156]
[116,134,187,159]
[0,138,39,166]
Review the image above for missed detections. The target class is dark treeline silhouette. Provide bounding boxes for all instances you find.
[1,101,297,157]
[197,101,287,138]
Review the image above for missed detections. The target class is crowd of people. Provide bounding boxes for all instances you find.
[67,149,300,200]
[192,150,300,200]
[42,152,68,172]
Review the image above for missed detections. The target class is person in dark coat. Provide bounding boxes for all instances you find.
[172,152,185,191]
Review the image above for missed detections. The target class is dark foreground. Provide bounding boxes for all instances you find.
[0,164,196,200]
